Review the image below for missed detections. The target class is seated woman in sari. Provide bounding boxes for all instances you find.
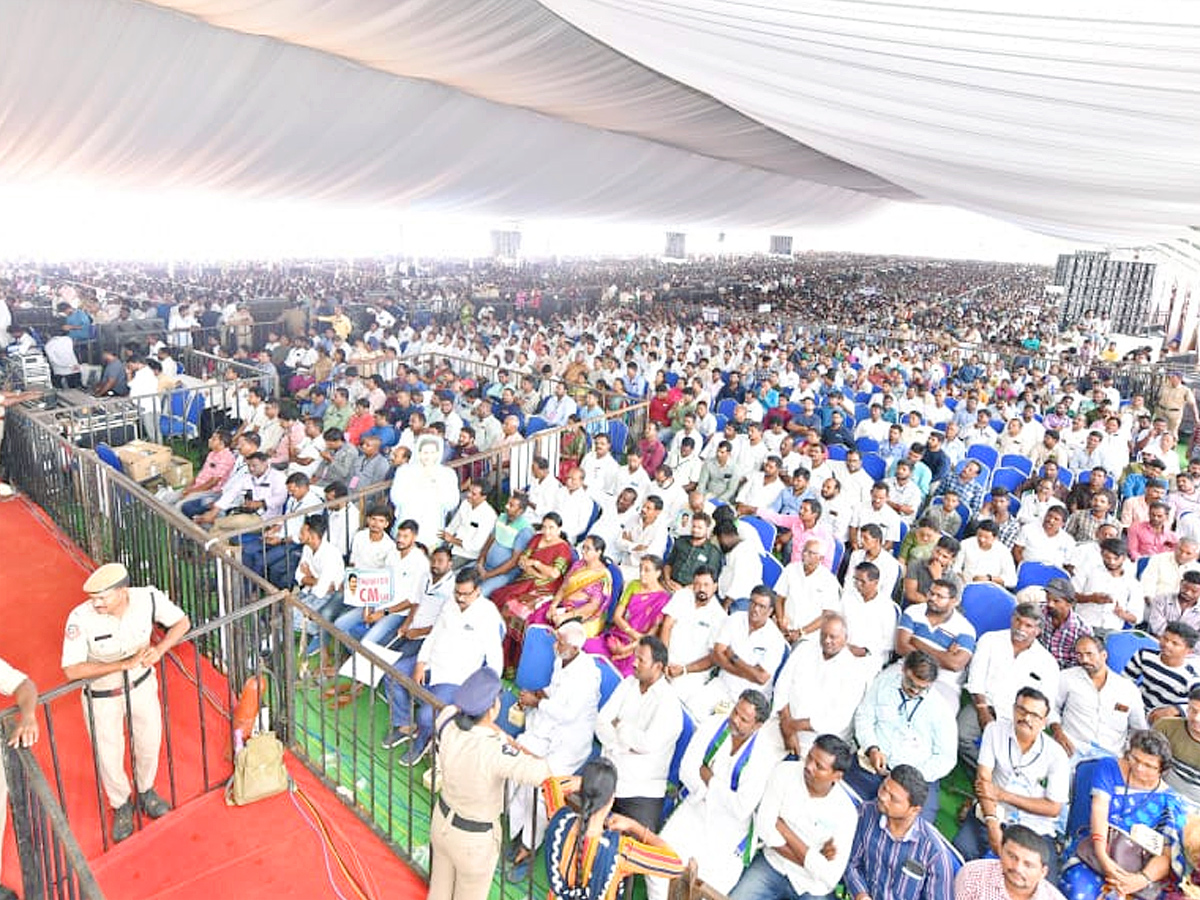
[584,555,671,678]
[541,757,683,900]
[1061,729,1185,900]
[492,514,574,668]
[528,536,612,639]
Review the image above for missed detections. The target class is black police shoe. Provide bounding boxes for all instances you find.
[112,801,134,842]
[139,789,171,819]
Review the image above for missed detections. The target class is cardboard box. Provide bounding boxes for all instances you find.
[164,456,194,489]
[115,440,172,482]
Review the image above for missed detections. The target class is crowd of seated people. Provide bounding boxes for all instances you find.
[7,255,1200,898]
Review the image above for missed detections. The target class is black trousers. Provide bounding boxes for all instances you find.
[613,796,665,832]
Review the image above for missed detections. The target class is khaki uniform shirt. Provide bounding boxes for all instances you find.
[435,710,551,824]
[61,587,186,692]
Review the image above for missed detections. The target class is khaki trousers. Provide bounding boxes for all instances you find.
[81,672,162,809]
[427,802,500,900]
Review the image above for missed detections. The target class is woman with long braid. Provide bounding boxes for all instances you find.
[541,758,684,900]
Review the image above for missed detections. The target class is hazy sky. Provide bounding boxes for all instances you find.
[0,182,1085,264]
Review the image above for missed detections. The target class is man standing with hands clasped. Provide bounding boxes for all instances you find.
[62,562,191,843]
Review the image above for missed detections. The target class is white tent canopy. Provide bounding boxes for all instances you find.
[1,0,1198,246]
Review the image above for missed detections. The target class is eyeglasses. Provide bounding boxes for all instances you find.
[1013,704,1046,720]
[901,673,932,696]
[453,588,478,599]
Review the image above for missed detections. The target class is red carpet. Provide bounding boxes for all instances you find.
[0,495,427,900]
[89,751,427,900]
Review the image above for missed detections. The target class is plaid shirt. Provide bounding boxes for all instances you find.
[954,859,1066,899]
[1039,609,1091,669]
[935,476,988,517]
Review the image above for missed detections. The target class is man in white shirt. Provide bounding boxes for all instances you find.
[690,587,787,717]
[293,515,348,652]
[441,481,498,570]
[648,691,775,900]
[507,621,602,872]
[959,603,1061,768]
[1072,536,1145,632]
[773,539,841,644]
[953,521,1017,587]
[616,495,669,578]
[661,568,728,710]
[843,524,903,602]
[595,635,684,830]
[714,520,765,604]
[728,735,859,900]
[768,615,871,757]
[44,325,82,388]
[1051,634,1147,763]
[554,467,597,543]
[580,433,621,501]
[841,561,898,672]
[1014,506,1075,569]
[391,568,503,765]
[954,688,1069,880]
[524,456,562,518]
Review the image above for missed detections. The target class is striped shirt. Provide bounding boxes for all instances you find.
[1156,717,1200,804]
[843,803,954,900]
[1124,649,1200,715]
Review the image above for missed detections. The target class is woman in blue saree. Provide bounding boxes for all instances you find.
[1060,730,1185,900]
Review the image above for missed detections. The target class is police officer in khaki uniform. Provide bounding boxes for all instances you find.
[61,562,190,843]
[0,657,38,900]
[1156,372,1199,440]
[428,667,552,900]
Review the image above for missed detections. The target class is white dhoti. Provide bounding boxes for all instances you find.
[647,799,748,900]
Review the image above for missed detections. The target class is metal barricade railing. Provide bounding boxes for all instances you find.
[2,407,276,630]
[2,744,105,900]
[282,597,546,899]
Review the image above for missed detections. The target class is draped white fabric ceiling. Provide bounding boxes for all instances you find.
[1,0,1198,246]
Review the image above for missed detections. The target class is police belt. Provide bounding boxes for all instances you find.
[438,795,492,833]
[86,669,152,699]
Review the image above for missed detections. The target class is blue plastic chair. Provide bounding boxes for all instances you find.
[714,413,728,432]
[1105,630,1158,674]
[961,583,1017,636]
[831,540,845,574]
[827,445,847,461]
[525,415,549,436]
[160,390,204,441]
[1136,556,1150,578]
[607,419,630,457]
[606,562,624,615]
[595,655,622,708]
[716,399,737,420]
[989,467,1027,495]
[892,521,908,557]
[1064,758,1105,841]
[741,516,777,554]
[954,503,972,538]
[860,454,886,483]
[1015,561,1070,592]
[1056,468,1075,489]
[664,372,679,388]
[95,443,124,473]
[999,455,1033,477]
[855,437,879,455]
[662,708,697,819]
[760,553,783,589]
[965,444,999,472]
[579,500,602,542]
[515,624,556,691]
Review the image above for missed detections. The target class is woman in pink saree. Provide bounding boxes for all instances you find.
[584,555,670,677]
